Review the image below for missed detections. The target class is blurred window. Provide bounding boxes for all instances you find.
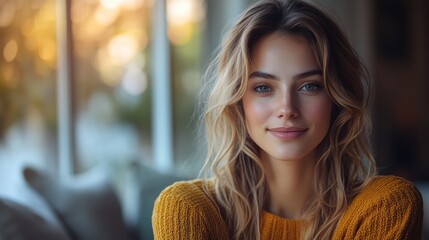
[72,0,154,172]
[0,0,207,178]
[72,0,206,174]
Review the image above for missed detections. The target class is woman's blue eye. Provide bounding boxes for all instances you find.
[254,85,272,93]
[300,83,321,92]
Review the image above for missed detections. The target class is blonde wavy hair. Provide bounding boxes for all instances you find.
[200,0,377,239]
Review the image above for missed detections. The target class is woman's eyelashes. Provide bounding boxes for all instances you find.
[251,81,323,95]
[299,82,323,92]
[254,84,273,94]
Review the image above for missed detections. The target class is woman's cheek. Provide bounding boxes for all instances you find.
[307,98,332,125]
[246,98,273,121]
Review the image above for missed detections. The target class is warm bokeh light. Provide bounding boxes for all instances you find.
[37,2,55,23]
[95,5,119,26]
[100,0,146,10]
[167,0,204,25]
[96,39,143,87]
[3,39,18,62]
[100,0,124,9]
[168,23,194,45]
[96,48,122,86]
[168,0,194,25]
[38,39,56,65]
[82,18,106,40]
[108,34,140,65]
[122,0,146,10]
[69,0,151,92]
[167,0,205,45]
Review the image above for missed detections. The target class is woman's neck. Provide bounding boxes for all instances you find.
[261,151,316,219]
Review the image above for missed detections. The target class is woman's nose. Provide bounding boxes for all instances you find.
[276,93,299,119]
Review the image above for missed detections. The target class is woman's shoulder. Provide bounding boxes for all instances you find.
[152,179,229,239]
[356,175,422,203]
[333,175,423,239]
[155,179,216,207]
[348,175,423,216]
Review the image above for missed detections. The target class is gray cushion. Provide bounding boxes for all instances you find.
[23,166,129,240]
[0,197,70,240]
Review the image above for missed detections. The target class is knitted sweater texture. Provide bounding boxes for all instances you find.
[152,176,423,239]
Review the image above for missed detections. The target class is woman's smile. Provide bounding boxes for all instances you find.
[267,127,308,141]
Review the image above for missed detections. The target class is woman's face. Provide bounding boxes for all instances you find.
[242,33,332,163]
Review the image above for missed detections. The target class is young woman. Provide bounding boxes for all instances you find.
[152,0,423,239]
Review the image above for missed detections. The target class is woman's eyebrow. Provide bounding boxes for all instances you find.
[248,71,278,80]
[248,69,322,81]
[293,69,322,80]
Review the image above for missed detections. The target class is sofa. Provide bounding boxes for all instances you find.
[0,163,188,240]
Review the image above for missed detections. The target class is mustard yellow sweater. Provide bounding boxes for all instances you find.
[152,176,423,239]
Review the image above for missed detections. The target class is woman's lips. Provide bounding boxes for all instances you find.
[267,127,308,140]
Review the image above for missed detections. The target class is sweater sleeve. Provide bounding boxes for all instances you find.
[333,176,424,240]
[152,180,228,240]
